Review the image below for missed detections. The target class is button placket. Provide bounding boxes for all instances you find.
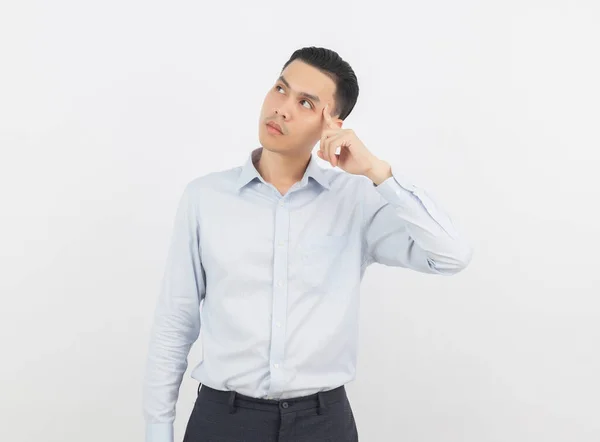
[269,196,290,393]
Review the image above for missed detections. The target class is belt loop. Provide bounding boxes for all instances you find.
[317,392,326,415]
[228,391,237,414]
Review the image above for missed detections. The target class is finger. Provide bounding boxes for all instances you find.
[320,129,336,155]
[331,134,346,167]
[318,132,329,164]
[320,130,336,165]
[316,149,332,162]
[319,130,333,162]
[319,140,329,165]
[321,128,339,138]
[323,103,336,129]
[324,132,345,167]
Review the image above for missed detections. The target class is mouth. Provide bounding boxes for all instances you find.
[266,122,283,135]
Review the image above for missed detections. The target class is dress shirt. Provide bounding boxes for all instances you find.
[142,146,472,442]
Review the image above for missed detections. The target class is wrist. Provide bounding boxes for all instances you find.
[365,159,392,186]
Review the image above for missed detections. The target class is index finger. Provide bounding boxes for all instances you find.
[323,103,335,128]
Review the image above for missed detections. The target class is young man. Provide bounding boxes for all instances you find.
[143,46,472,442]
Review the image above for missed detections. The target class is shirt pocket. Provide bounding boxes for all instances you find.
[299,235,350,288]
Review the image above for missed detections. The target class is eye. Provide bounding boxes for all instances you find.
[275,85,313,110]
[300,99,313,110]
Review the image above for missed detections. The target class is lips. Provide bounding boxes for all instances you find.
[266,121,283,134]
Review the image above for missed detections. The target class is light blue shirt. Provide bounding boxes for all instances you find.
[142,147,472,442]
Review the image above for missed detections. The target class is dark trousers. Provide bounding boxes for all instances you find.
[182,383,359,442]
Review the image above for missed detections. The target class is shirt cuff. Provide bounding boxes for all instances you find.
[373,172,419,205]
[145,422,174,442]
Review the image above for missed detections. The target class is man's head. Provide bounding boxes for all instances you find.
[258,47,359,156]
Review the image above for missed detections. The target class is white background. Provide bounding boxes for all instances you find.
[1,1,599,441]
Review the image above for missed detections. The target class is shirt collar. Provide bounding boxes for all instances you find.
[235,147,331,193]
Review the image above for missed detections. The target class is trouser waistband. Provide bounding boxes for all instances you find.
[196,383,347,415]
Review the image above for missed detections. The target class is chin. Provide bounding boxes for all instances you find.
[261,143,288,154]
[258,131,285,152]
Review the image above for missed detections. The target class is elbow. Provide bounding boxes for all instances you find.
[428,242,473,275]
[455,243,473,273]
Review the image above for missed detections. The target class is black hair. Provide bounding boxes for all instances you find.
[281,46,359,121]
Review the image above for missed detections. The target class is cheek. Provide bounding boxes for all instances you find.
[309,120,323,137]
[267,90,282,104]
[260,97,270,112]
[261,93,274,108]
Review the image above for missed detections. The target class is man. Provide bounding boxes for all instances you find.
[142,46,472,442]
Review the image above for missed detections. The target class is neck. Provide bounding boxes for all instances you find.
[255,147,310,187]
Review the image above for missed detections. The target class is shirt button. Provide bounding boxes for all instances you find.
[281,402,289,409]
[277,281,283,287]
[278,241,285,247]
[274,363,279,369]
[279,201,284,207]
[276,322,281,327]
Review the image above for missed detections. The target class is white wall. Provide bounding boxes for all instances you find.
[1,1,599,441]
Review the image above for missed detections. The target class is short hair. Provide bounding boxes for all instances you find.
[281,46,359,121]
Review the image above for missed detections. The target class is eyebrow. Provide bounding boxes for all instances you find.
[277,75,321,104]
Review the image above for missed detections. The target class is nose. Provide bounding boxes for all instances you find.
[275,107,289,121]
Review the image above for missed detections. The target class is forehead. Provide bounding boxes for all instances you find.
[279,60,336,103]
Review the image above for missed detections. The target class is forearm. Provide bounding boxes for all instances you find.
[364,164,472,274]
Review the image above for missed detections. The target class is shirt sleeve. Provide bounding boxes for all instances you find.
[142,182,206,442]
[361,166,472,274]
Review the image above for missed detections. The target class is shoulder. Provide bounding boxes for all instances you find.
[183,166,242,196]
